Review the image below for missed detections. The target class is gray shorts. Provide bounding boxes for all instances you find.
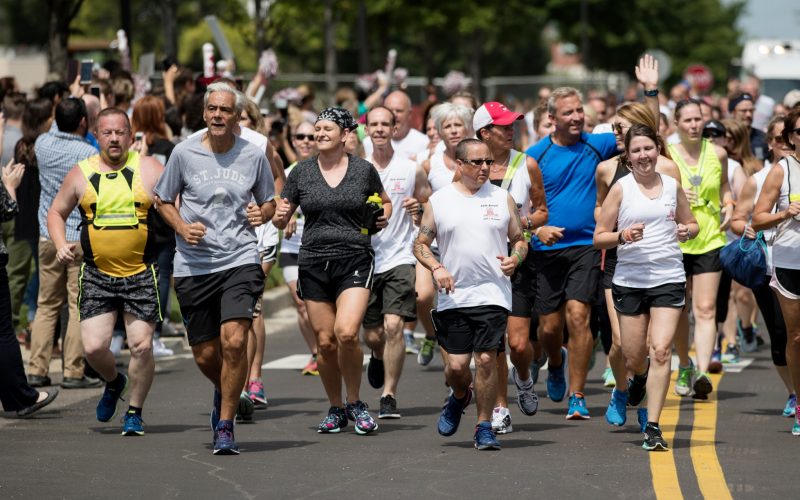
[362,264,417,328]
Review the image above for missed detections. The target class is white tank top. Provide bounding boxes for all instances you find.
[503,149,532,218]
[613,173,686,288]
[428,152,455,192]
[430,182,512,311]
[369,155,418,273]
[279,164,304,255]
[753,163,775,272]
[772,156,800,270]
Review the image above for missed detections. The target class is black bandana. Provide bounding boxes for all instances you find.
[316,107,358,131]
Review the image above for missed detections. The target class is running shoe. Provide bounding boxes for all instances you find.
[565,393,590,420]
[367,354,385,389]
[317,406,347,433]
[121,412,144,436]
[605,388,628,426]
[404,332,419,354]
[247,379,268,409]
[627,372,648,407]
[213,420,239,455]
[675,360,695,397]
[474,421,501,450]
[210,388,221,434]
[709,349,723,374]
[692,372,713,400]
[530,353,547,386]
[782,394,797,418]
[109,335,124,357]
[96,374,128,423]
[236,392,255,422]
[642,423,668,451]
[345,400,378,435]
[637,408,648,433]
[738,319,758,353]
[546,347,567,403]
[379,395,401,419]
[491,406,513,434]
[418,338,436,366]
[511,366,539,416]
[438,390,472,436]
[302,355,319,376]
[602,367,616,388]
[152,338,174,357]
[793,411,800,436]
[721,344,740,364]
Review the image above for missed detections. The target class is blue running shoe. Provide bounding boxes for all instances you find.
[783,394,797,418]
[546,348,567,403]
[438,390,472,436]
[213,420,239,455]
[96,374,128,423]
[605,389,628,426]
[345,400,378,435]
[121,412,144,436]
[473,421,501,450]
[317,407,348,433]
[210,388,221,433]
[637,408,648,433]
[565,393,590,420]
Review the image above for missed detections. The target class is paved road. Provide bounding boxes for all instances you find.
[1,308,795,499]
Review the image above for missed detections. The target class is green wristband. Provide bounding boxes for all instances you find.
[512,250,524,266]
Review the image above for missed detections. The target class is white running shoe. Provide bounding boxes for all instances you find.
[491,406,513,434]
[110,335,124,357]
[152,338,174,357]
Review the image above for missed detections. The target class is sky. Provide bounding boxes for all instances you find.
[725,0,800,39]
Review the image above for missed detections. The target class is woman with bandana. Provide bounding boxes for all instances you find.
[273,108,392,435]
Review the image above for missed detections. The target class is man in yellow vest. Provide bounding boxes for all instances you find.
[47,108,164,436]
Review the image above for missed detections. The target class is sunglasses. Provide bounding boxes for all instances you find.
[702,129,725,139]
[612,122,629,135]
[460,158,494,166]
[294,134,314,141]
[770,135,785,144]
[793,128,800,136]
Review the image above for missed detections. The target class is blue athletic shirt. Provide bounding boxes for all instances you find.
[525,132,617,250]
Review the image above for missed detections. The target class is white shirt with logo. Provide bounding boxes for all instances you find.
[369,154,418,274]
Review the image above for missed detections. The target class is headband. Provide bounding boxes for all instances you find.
[316,107,358,131]
[728,93,753,113]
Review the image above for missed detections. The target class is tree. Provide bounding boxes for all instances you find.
[47,0,85,76]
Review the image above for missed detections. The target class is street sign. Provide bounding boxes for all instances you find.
[684,63,714,93]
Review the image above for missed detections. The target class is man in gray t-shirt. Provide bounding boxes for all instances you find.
[154,83,276,455]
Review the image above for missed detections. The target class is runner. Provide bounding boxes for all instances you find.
[414,138,528,450]
[596,102,681,426]
[474,101,547,433]
[751,107,800,435]
[278,121,319,376]
[47,108,164,435]
[525,87,617,419]
[668,98,734,400]
[154,82,276,454]
[362,105,431,419]
[272,107,391,435]
[363,90,429,161]
[594,124,698,450]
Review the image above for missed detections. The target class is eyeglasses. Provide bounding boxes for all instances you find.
[294,134,314,141]
[702,129,724,139]
[459,158,494,166]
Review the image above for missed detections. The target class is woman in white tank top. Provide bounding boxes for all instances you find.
[594,124,699,451]
[751,110,800,435]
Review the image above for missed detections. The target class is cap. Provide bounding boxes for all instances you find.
[783,89,800,109]
[702,119,726,138]
[728,93,754,113]
[472,102,523,132]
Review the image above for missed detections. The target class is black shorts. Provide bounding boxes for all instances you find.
[78,264,161,323]
[278,252,298,268]
[683,249,721,276]
[431,305,508,354]
[510,251,537,318]
[174,264,265,346]
[534,245,601,315]
[260,246,278,265]
[363,264,417,328]
[775,267,800,296]
[602,248,617,289]
[297,251,374,303]
[611,282,686,316]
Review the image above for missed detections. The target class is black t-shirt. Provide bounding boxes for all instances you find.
[147,137,177,246]
[282,154,384,265]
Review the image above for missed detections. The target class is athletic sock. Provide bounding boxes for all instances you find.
[742,326,754,342]
[127,406,142,417]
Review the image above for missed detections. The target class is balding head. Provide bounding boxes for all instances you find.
[384,90,413,138]
[82,94,101,130]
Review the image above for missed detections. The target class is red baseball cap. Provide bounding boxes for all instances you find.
[472,101,523,131]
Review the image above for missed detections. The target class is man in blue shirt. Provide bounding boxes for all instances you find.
[525,87,617,419]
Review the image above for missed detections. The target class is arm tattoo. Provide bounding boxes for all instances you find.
[414,242,432,260]
[419,224,435,238]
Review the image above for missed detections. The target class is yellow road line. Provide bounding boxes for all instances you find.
[651,376,684,500]
[690,372,732,500]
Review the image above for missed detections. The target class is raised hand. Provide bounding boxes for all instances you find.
[635,54,659,91]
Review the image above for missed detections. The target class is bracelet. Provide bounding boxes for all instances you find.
[523,216,531,230]
[617,231,626,245]
[512,250,524,266]
[644,89,659,97]
[431,264,443,273]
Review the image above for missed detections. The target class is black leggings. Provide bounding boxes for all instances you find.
[752,278,788,366]
[716,269,733,324]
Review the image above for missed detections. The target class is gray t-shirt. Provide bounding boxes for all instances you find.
[282,154,384,265]
[154,134,274,277]
[1,124,22,167]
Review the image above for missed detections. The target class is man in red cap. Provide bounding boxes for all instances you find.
[473,102,548,434]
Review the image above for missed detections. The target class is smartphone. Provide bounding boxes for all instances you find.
[90,85,101,98]
[80,59,94,85]
[67,59,79,84]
